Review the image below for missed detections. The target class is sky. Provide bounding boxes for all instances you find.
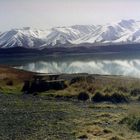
[0,0,140,31]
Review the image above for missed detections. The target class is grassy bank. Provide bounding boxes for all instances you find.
[0,66,140,139]
[0,94,140,140]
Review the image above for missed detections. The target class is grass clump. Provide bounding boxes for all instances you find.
[109,136,123,140]
[137,96,140,101]
[92,91,128,103]
[6,80,13,86]
[117,86,128,93]
[70,77,84,85]
[120,116,140,132]
[77,91,89,101]
[77,134,88,139]
[111,92,128,103]
[130,89,140,96]
[103,86,113,93]
[91,91,107,102]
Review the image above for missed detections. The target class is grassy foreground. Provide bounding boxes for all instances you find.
[0,94,140,140]
[0,66,140,139]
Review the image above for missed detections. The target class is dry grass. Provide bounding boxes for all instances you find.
[0,65,34,80]
[0,65,34,94]
[0,66,140,139]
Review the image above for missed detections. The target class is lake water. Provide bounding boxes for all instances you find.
[1,52,140,78]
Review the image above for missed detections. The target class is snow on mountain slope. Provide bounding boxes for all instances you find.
[0,27,53,48]
[1,19,140,49]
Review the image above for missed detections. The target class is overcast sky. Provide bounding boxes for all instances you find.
[0,0,140,31]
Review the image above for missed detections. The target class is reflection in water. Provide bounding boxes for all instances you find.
[1,52,140,78]
[16,58,140,78]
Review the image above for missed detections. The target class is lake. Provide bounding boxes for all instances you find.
[0,52,140,78]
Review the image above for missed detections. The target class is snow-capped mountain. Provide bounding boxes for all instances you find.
[1,19,140,49]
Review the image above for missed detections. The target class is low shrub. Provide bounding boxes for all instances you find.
[117,86,128,93]
[92,92,128,103]
[78,92,89,101]
[132,119,140,131]
[91,91,109,102]
[111,92,128,103]
[22,81,30,94]
[6,80,13,86]
[137,96,140,101]
[87,87,96,93]
[78,134,88,139]
[120,115,140,132]
[130,89,140,96]
[70,77,84,85]
[103,87,113,93]
[109,136,123,140]
[103,128,112,134]
[55,94,77,100]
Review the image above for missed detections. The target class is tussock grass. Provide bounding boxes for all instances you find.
[77,91,89,101]
[92,91,129,103]
[120,115,140,132]
[130,89,140,96]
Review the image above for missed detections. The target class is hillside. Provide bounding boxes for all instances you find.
[1,20,140,50]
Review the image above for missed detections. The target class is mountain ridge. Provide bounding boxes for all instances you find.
[1,19,140,49]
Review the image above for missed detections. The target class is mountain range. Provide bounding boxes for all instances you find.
[1,19,140,51]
